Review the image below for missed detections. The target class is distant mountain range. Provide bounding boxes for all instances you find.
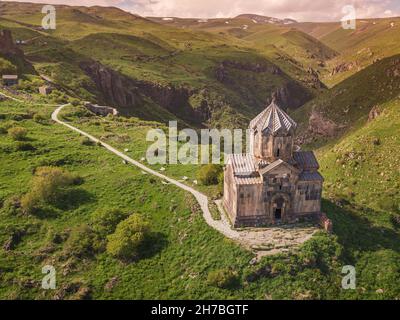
[234,14,297,25]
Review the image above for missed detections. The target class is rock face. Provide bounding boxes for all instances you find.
[80,60,143,108]
[308,111,339,137]
[215,60,282,83]
[80,60,208,123]
[331,62,359,76]
[386,58,400,78]
[84,102,119,116]
[273,82,313,110]
[306,67,327,90]
[368,105,382,122]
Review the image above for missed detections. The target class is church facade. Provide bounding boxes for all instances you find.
[223,98,323,228]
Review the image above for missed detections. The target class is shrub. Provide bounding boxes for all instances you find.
[63,225,102,258]
[69,98,80,107]
[2,196,22,216]
[80,137,95,146]
[20,192,40,215]
[33,113,47,123]
[106,214,150,260]
[197,164,223,186]
[0,126,7,134]
[207,269,239,289]
[15,142,36,152]
[91,208,129,236]
[20,167,77,214]
[8,127,28,141]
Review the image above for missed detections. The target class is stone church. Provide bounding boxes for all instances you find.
[223,98,323,228]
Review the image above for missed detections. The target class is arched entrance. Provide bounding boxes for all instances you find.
[271,195,290,223]
[274,197,284,221]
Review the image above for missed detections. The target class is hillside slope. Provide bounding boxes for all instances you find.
[0,2,324,129]
[295,18,400,86]
[291,54,400,146]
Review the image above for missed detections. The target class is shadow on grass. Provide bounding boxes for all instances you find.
[323,198,400,262]
[54,188,94,211]
[34,188,95,218]
[139,232,169,260]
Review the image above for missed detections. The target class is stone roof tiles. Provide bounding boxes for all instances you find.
[227,154,257,176]
[299,171,324,182]
[249,99,297,134]
[293,151,319,170]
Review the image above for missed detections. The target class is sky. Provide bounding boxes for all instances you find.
[7,0,400,22]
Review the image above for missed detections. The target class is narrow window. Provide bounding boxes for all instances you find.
[277,148,280,157]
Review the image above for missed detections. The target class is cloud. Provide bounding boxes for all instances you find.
[7,0,400,21]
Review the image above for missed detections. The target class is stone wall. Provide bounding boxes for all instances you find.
[253,132,294,162]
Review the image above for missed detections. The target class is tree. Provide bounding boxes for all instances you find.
[8,127,28,141]
[106,214,150,260]
[207,269,239,289]
[20,167,78,214]
[197,164,223,186]
[91,208,129,236]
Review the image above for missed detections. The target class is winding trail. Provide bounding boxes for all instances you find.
[0,90,23,102]
[51,105,241,241]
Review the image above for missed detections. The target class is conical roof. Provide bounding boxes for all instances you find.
[249,98,297,134]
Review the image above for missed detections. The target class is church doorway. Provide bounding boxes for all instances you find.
[274,208,282,220]
[273,197,285,222]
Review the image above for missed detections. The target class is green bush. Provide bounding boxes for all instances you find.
[33,113,47,123]
[20,167,78,214]
[63,225,102,258]
[91,208,129,236]
[8,127,28,141]
[0,126,7,134]
[80,137,95,146]
[2,196,22,216]
[106,214,150,260]
[69,98,80,107]
[207,268,239,289]
[197,164,223,186]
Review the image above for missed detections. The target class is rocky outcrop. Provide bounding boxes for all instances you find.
[386,58,400,78]
[3,230,24,251]
[80,60,143,108]
[80,60,208,124]
[84,102,119,116]
[308,111,339,137]
[215,60,282,83]
[273,82,313,110]
[306,67,327,90]
[331,62,359,76]
[368,105,382,122]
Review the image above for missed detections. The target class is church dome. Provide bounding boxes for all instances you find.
[250,98,297,135]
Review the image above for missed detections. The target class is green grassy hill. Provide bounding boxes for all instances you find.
[291,54,400,147]
[294,18,400,87]
[0,2,323,129]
